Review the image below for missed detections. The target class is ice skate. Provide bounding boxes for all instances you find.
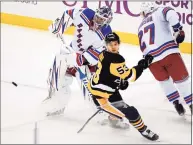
[173,100,186,116]
[141,126,159,141]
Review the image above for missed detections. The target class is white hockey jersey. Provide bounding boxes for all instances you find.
[50,8,112,66]
[138,7,180,63]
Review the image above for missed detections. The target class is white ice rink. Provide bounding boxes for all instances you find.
[1,24,192,144]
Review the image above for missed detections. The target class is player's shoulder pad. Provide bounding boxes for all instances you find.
[80,8,95,24]
[103,51,125,63]
[162,6,174,19]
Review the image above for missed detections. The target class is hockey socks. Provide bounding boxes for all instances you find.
[130,116,159,141]
[119,105,159,141]
[183,94,192,106]
[166,91,180,103]
[175,77,192,112]
[129,116,146,132]
[118,105,146,132]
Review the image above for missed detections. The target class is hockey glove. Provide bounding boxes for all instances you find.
[173,24,185,44]
[145,54,154,65]
[138,54,154,70]
[48,18,63,38]
[173,30,185,44]
[119,79,129,90]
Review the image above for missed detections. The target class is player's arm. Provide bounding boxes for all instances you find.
[118,55,152,90]
[122,55,153,83]
[48,8,82,37]
[120,64,143,83]
[81,38,107,67]
[162,7,185,43]
[110,54,153,83]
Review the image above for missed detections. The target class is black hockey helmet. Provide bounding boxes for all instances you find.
[105,32,120,44]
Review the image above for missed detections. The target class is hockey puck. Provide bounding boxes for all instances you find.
[12,82,18,87]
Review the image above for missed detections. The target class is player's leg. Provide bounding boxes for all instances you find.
[96,91,159,141]
[118,103,159,141]
[107,91,130,129]
[149,59,185,115]
[91,94,120,126]
[91,91,130,129]
[166,53,192,113]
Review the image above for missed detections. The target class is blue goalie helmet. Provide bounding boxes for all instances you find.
[93,6,113,30]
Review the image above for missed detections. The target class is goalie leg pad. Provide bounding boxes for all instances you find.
[48,53,68,90]
[42,85,72,117]
[48,53,75,90]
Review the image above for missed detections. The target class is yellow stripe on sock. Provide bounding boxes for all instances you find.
[131,118,142,126]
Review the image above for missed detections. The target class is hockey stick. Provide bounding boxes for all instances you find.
[77,100,125,134]
[1,80,18,87]
[77,109,101,133]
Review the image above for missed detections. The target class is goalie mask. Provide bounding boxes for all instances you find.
[93,6,113,31]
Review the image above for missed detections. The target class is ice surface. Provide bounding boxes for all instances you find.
[1,24,192,144]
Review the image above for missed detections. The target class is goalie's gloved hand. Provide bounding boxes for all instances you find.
[138,54,154,70]
[48,18,63,38]
[119,79,129,90]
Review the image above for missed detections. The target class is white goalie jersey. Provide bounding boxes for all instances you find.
[49,7,112,66]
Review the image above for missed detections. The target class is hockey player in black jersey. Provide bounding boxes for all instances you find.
[87,32,159,141]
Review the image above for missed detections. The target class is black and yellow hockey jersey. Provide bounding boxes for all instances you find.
[87,50,143,99]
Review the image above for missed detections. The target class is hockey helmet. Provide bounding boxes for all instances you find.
[140,2,156,17]
[105,32,120,44]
